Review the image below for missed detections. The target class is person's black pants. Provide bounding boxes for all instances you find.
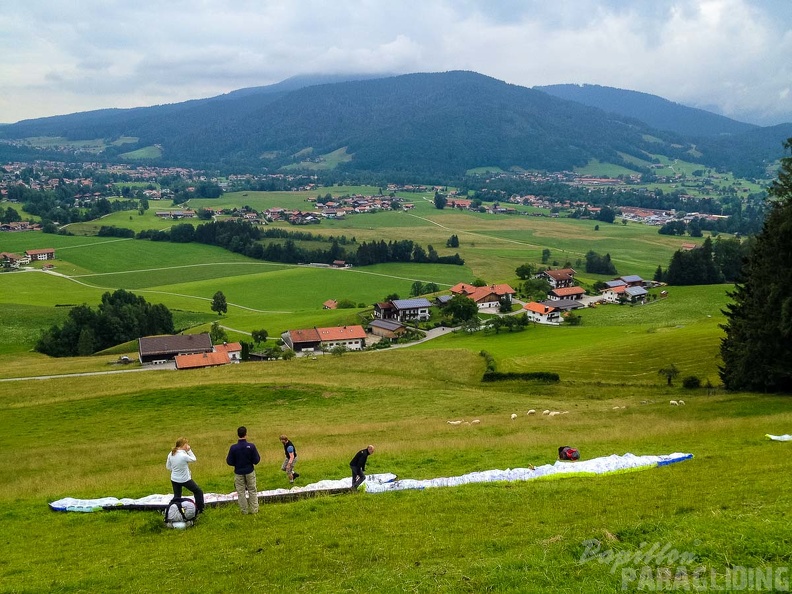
[172,479,205,512]
[350,465,365,489]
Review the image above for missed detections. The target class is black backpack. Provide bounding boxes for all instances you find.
[163,497,197,529]
[558,446,580,461]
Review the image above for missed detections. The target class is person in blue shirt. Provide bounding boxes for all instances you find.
[226,426,261,514]
[279,435,299,484]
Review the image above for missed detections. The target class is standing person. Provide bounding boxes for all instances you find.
[349,445,375,490]
[226,426,261,514]
[165,437,205,513]
[279,435,299,483]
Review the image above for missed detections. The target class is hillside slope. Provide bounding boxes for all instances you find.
[535,83,757,138]
[1,72,789,177]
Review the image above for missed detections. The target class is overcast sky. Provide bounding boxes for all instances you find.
[2,0,791,125]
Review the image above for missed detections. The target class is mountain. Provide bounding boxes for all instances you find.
[1,71,789,178]
[535,83,758,138]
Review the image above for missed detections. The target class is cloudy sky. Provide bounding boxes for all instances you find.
[2,0,791,125]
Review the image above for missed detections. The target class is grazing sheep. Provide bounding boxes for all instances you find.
[612,406,621,410]
[542,410,551,416]
[447,420,463,425]
[511,413,518,420]
[669,400,679,406]
[527,409,536,415]
[471,419,481,424]
[678,400,685,405]
[549,411,560,417]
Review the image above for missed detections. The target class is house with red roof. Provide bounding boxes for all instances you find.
[282,325,367,352]
[548,286,586,301]
[523,302,561,324]
[25,248,55,261]
[539,268,576,289]
[450,283,516,309]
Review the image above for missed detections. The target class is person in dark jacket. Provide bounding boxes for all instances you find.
[226,426,261,514]
[349,445,374,490]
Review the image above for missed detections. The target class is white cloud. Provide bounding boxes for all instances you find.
[1,0,791,124]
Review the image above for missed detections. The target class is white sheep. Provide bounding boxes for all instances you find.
[471,419,481,424]
[527,409,536,415]
[549,411,561,417]
[678,400,685,406]
[511,413,518,420]
[447,420,463,425]
[542,410,551,416]
[669,400,679,406]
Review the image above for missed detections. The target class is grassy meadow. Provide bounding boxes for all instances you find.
[1,191,790,592]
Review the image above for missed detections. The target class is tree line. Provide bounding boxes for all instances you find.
[130,220,464,267]
[35,289,174,357]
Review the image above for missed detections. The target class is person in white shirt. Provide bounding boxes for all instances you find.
[165,437,205,513]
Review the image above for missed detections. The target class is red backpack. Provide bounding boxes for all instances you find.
[558,446,580,461]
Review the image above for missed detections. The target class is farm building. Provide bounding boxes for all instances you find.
[138,333,214,364]
[369,319,407,339]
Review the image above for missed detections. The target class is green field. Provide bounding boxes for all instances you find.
[2,190,787,592]
[119,145,163,160]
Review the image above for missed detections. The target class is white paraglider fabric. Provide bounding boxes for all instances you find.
[49,473,398,512]
[364,453,693,494]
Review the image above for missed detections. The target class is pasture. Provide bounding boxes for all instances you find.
[1,343,790,592]
[1,192,787,592]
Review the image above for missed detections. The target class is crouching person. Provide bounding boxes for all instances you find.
[350,445,374,490]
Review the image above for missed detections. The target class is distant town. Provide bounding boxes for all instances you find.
[1,159,754,233]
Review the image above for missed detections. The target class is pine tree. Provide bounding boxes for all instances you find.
[719,139,792,392]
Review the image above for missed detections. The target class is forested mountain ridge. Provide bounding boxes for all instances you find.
[1,71,790,178]
[535,83,759,138]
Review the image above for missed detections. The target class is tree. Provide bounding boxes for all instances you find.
[433,193,447,209]
[596,206,616,224]
[585,250,617,275]
[658,363,680,386]
[446,234,459,248]
[521,278,551,302]
[410,281,425,297]
[251,329,268,346]
[444,294,478,322]
[210,321,228,344]
[211,291,227,316]
[77,327,96,356]
[665,238,721,286]
[515,263,534,280]
[720,138,792,392]
[713,236,749,282]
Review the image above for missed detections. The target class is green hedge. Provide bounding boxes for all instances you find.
[482,371,561,383]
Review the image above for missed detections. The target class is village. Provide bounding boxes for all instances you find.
[1,158,739,231]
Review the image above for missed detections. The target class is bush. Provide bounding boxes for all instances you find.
[482,371,561,383]
[479,350,497,372]
[682,376,702,389]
